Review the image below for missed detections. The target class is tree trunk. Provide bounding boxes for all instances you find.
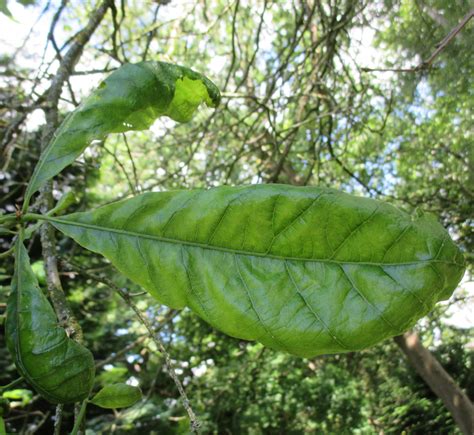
[394,331,474,435]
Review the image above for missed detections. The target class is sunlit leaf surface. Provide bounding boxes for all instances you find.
[50,185,465,357]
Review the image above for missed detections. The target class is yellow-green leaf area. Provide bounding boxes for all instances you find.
[49,185,465,358]
[166,76,215,122]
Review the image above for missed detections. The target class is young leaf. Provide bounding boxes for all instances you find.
[23,61,220,211]
[90,383,142,409]
[48,185,465,358]
[5,240,95,403]
[47,191,77,216]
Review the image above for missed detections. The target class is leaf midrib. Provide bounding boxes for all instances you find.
[47,215,463,268]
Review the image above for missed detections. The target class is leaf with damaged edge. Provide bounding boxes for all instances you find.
[23,61,220,211]
[48,184,465,358]
[90,383,142,409]
[5,239,95,403]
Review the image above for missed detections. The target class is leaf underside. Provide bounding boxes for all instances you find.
[5,241,95,403]
[91,383,142,409]
[51,185,465,357]
[23,61,220,209]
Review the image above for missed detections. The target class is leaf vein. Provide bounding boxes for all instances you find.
[340,265,397,331]
[285,261,347,350]
[49,216,463,268]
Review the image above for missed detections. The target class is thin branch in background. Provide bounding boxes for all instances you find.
[103,144,137,195]
[222,0,240,91]
[47,0,69,60]
[96,335,147,370]
[95,309,177,369]
[362,9,474,73]
[109,0,120,62]
[61,259,201,434]
[71,67,117,75]
[142,4,161,61]
[38,0,111,343]
[10,1,52,63]
[122,133,140,193]
[53,404,63,435]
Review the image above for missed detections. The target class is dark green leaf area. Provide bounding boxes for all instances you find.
[23,61,220,209]
[50,185,465,358]
[91,383,142,409]
[0,398,8,417]
[5,241,95,403]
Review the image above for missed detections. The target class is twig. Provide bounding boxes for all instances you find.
[53,404,63,435]
[70,400,88,435]
[47,0,69,60]
[31,410,51,434]
[61,260,201,433]
[29,3,111,434]
[0,377,23,392]
[362,9,474,73]
[95,308,177,369]
[96,335,147,369]
[122,134,140,193]
[421,9,473,68]
[37,0,111,339]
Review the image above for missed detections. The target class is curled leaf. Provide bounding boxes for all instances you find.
[23,61,220,210]
[90,383,142,409]
[5,240,95,403]
[49,185,465,357]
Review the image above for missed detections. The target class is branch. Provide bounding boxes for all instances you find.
[394,331,474,435]
[362,9,473,73]
[37,0,111,338]
[35,2,111,432]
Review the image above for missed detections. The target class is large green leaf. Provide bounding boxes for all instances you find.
[48,185,465,357]
[5,240,95,403]
[23,61,220,211]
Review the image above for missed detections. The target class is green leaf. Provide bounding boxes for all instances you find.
[0,398,9,417]
[2,389,32,406]
[30,260,46,286]
[0,0,12,18]
[97,366,129,387]
[90,383,142,409]
[48,191,78,216]
[23,61,220,211]
[5,240,95,403]
[49,185,465,358]
[0,415,5,435]
[0,227,14,236]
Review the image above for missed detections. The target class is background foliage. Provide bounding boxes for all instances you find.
[0,0,472,433]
